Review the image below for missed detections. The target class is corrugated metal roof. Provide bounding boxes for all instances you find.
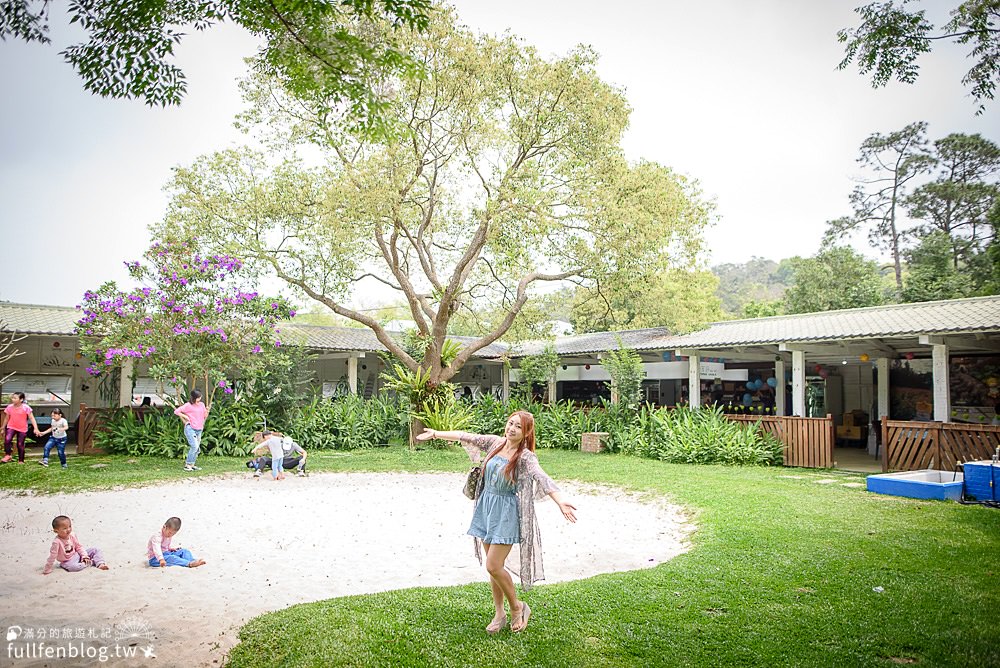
[657,295,1000,349]
[4,295,999,358]
[511,326,674,357]
[0,303,509,358]
[0,302,80,335]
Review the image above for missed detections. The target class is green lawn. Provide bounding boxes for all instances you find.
[3,449,998,667]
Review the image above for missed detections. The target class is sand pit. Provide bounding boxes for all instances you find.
[0,472,692,666]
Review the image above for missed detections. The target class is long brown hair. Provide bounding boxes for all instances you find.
[483,411,536,482]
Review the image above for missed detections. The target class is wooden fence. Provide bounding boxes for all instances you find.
[726,414,835,468]
[77,405,159,454]
[882,420,1000,472]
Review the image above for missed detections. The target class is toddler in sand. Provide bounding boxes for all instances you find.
[147,517,206,568]
[43,515,108,574]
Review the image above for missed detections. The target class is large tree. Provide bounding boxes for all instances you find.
[838,0,1000,115]
[901,230,977,301]
[825,121,935,297]
[570,268,722,334]
[783,246,888,314]
[156,12,712,385]
[1,0,430,134]
[906,132,1000,270]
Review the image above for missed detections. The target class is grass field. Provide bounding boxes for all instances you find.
[3,448,997,667]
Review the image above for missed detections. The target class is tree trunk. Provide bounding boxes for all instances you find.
[409,416,426,450]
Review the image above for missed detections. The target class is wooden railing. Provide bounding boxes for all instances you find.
[77,405,159,454]
[882,420,1000,472]
[727,414,835,468]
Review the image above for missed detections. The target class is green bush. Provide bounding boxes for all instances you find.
[96,402,261,458]
[285,394,409,450]
[95,393,782,466]
[623,405,784,466]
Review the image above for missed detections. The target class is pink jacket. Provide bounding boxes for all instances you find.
[43,533,87,574]
[147,531,174,560]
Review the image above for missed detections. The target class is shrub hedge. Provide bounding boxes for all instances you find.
[95,395,783,466]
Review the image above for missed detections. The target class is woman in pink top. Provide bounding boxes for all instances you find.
[2,392,40,463]
[173,389,209,472]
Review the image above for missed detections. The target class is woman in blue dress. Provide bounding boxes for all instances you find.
[418,411,577,634]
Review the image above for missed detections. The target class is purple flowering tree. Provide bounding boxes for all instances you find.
[76,239,296,407]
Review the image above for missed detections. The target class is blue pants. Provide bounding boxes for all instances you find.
[148,547,197,567]
[43,436,68,466]
[183,425,203,465]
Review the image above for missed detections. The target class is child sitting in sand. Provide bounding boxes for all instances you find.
[147,517,206,568]
[43,515,109,574]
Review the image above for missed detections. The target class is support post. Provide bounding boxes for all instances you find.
[774,359,786,416]
[688,354,701,408]
[501,365,510,403]
[931,343,950,422]
[119,359,133,407]
[876,357,889,420]
[792,350,805,417]
[347,356,358,395]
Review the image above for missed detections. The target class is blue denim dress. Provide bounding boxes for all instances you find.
[468,455,520,544]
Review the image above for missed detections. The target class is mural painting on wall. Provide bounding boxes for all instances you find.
[890,356,1000,423]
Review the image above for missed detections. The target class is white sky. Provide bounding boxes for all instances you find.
[1,0,997,309]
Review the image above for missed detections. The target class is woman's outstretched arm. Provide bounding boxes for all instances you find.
[416,429,498,462]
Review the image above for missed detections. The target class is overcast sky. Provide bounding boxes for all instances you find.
[1,0,997,308]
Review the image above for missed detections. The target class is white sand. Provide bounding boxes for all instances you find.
[0,472,692,666]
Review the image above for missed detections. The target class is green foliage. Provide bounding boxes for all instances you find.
[783,246,887,314]
[602,343,645,408]
[740,299,785,319]
[825,121,935,295]
[516,345,560,399]
[95,394,410,456]
[95,402,261,458]
[0,0,432,130]
[286,395,408,450]
[379,362,455,413]
[902,231,977,301]
[838,0,999,115]
[162,10,714,388]
[414,396,475,446]
[572,266,722,334]
[622,405,784,466]
[467,394,529,436]
[238,344,315,426]
[532,400,594,450]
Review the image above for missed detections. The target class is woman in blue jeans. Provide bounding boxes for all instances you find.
[173,390,209,472]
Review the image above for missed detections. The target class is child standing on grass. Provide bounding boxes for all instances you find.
[2,392,41,464]
[43,515,109,574]
[36,408,70,469]
[147,517,206,568]
[174,389,209,472]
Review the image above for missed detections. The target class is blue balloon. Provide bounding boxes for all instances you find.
[745,383,754,391]
[766,377,777,388]
[742,393,753,406]
[752,379,762,390]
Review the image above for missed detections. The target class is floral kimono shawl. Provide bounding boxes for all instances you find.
[458,433,560,590]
